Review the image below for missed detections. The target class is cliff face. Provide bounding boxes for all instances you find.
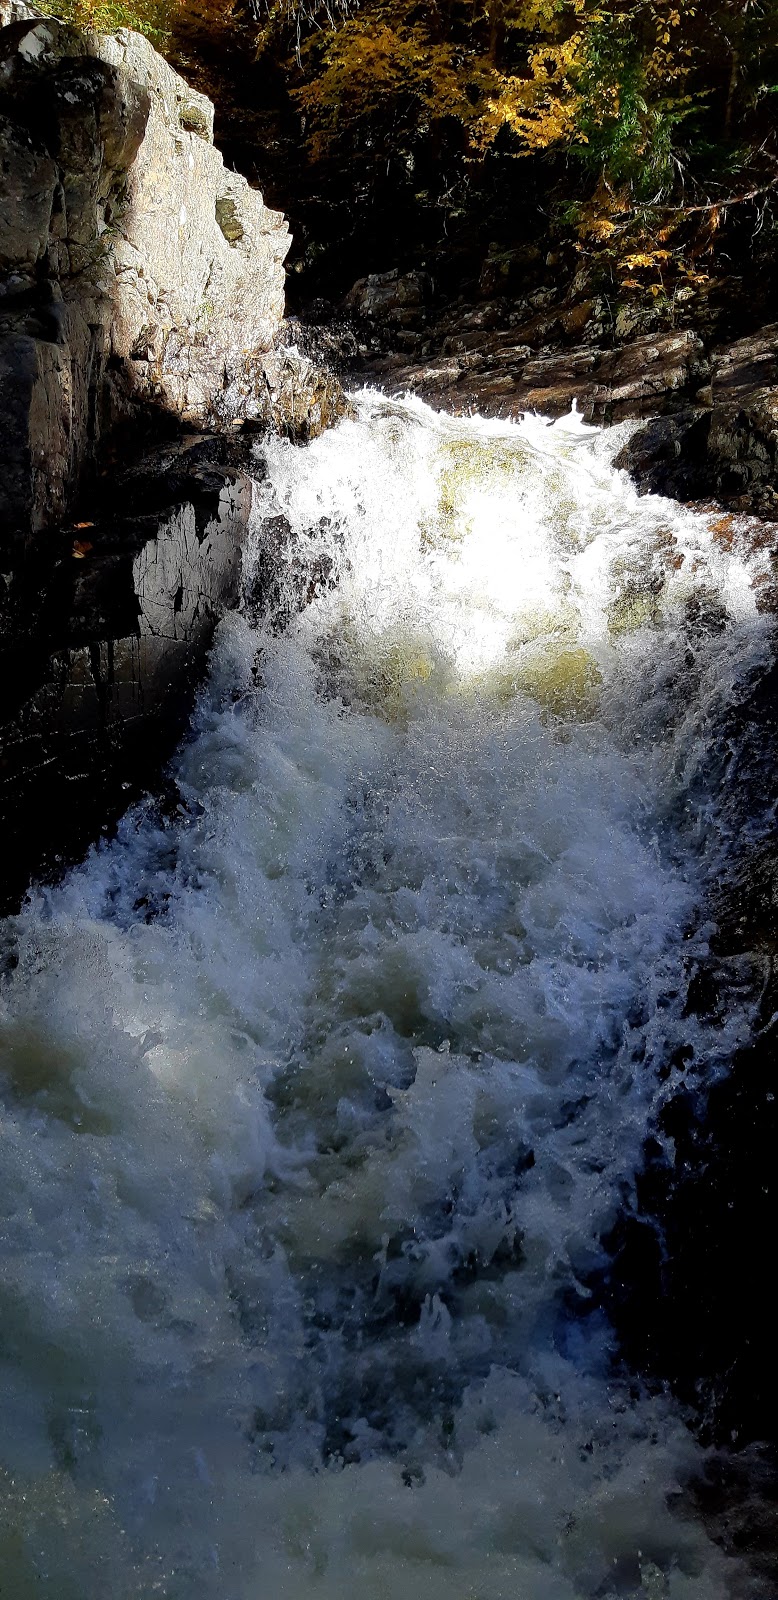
[0,4,292,545]
[0,6,344,912]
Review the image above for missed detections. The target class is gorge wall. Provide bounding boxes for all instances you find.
[0,4,343,912]
[0,4,293,539]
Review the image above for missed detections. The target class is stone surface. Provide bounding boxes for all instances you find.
[220,338,352,442]
[0,7,348,911]
[598,648,778,1465]
[361,326,709,423]
[0,4,291,549]
[342,268,431,328]
[0,433,308,913]
[616,326,778,518]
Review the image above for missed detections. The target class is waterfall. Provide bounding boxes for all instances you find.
[0,392,772,1597]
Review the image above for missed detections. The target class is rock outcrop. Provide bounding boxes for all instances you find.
[0,440,248,912]
[342,268,433,328]
[0,428,332,914]
[0,6,345,911]
[333,269,714,423]
[363,320,711,423]
[0,3,292,548]
[615,326,778,520]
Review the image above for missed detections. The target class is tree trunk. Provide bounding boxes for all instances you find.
[487,0,505,67]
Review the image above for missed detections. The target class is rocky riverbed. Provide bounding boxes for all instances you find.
[307,269,778,522]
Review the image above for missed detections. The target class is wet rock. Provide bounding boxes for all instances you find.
[0,435,306,913]
[0,7,350,910]
[714,326,778,401]
[603,989,778,1452]
[244,510,335,632]
[362,327,708,422]
[516,328,709,419]
[614,407,711,494]
[600,655,778,1456]
[218,339,352,442]
[616,326,778,517]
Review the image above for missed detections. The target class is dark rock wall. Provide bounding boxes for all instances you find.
[616,328,778,520]
[0,440,250,913]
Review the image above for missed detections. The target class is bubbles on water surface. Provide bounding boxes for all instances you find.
[0,392,774,1596]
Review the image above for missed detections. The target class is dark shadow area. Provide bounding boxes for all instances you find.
[0,434,254,916]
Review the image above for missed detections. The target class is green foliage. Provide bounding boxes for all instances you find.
[293,3,471,160]
[573,22,697,199]
[42,0,178,44]
[248,0,778,298]
[258,0,778,181]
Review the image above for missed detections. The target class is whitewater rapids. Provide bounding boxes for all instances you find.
[0,392,772,1597]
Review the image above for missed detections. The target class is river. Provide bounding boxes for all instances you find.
[0,391,772,1596]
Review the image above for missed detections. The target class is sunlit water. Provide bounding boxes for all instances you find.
[0,393,773,1596]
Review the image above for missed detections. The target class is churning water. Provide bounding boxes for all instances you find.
[0,393,773,1597]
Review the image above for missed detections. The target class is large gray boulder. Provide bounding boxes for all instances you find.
[0,5,291,546]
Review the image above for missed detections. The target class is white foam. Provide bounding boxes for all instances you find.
[0,392,770,1596]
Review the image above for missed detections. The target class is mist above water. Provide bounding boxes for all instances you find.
[0,393,772,1597]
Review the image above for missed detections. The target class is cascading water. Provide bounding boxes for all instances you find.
[0,391,773,1597]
